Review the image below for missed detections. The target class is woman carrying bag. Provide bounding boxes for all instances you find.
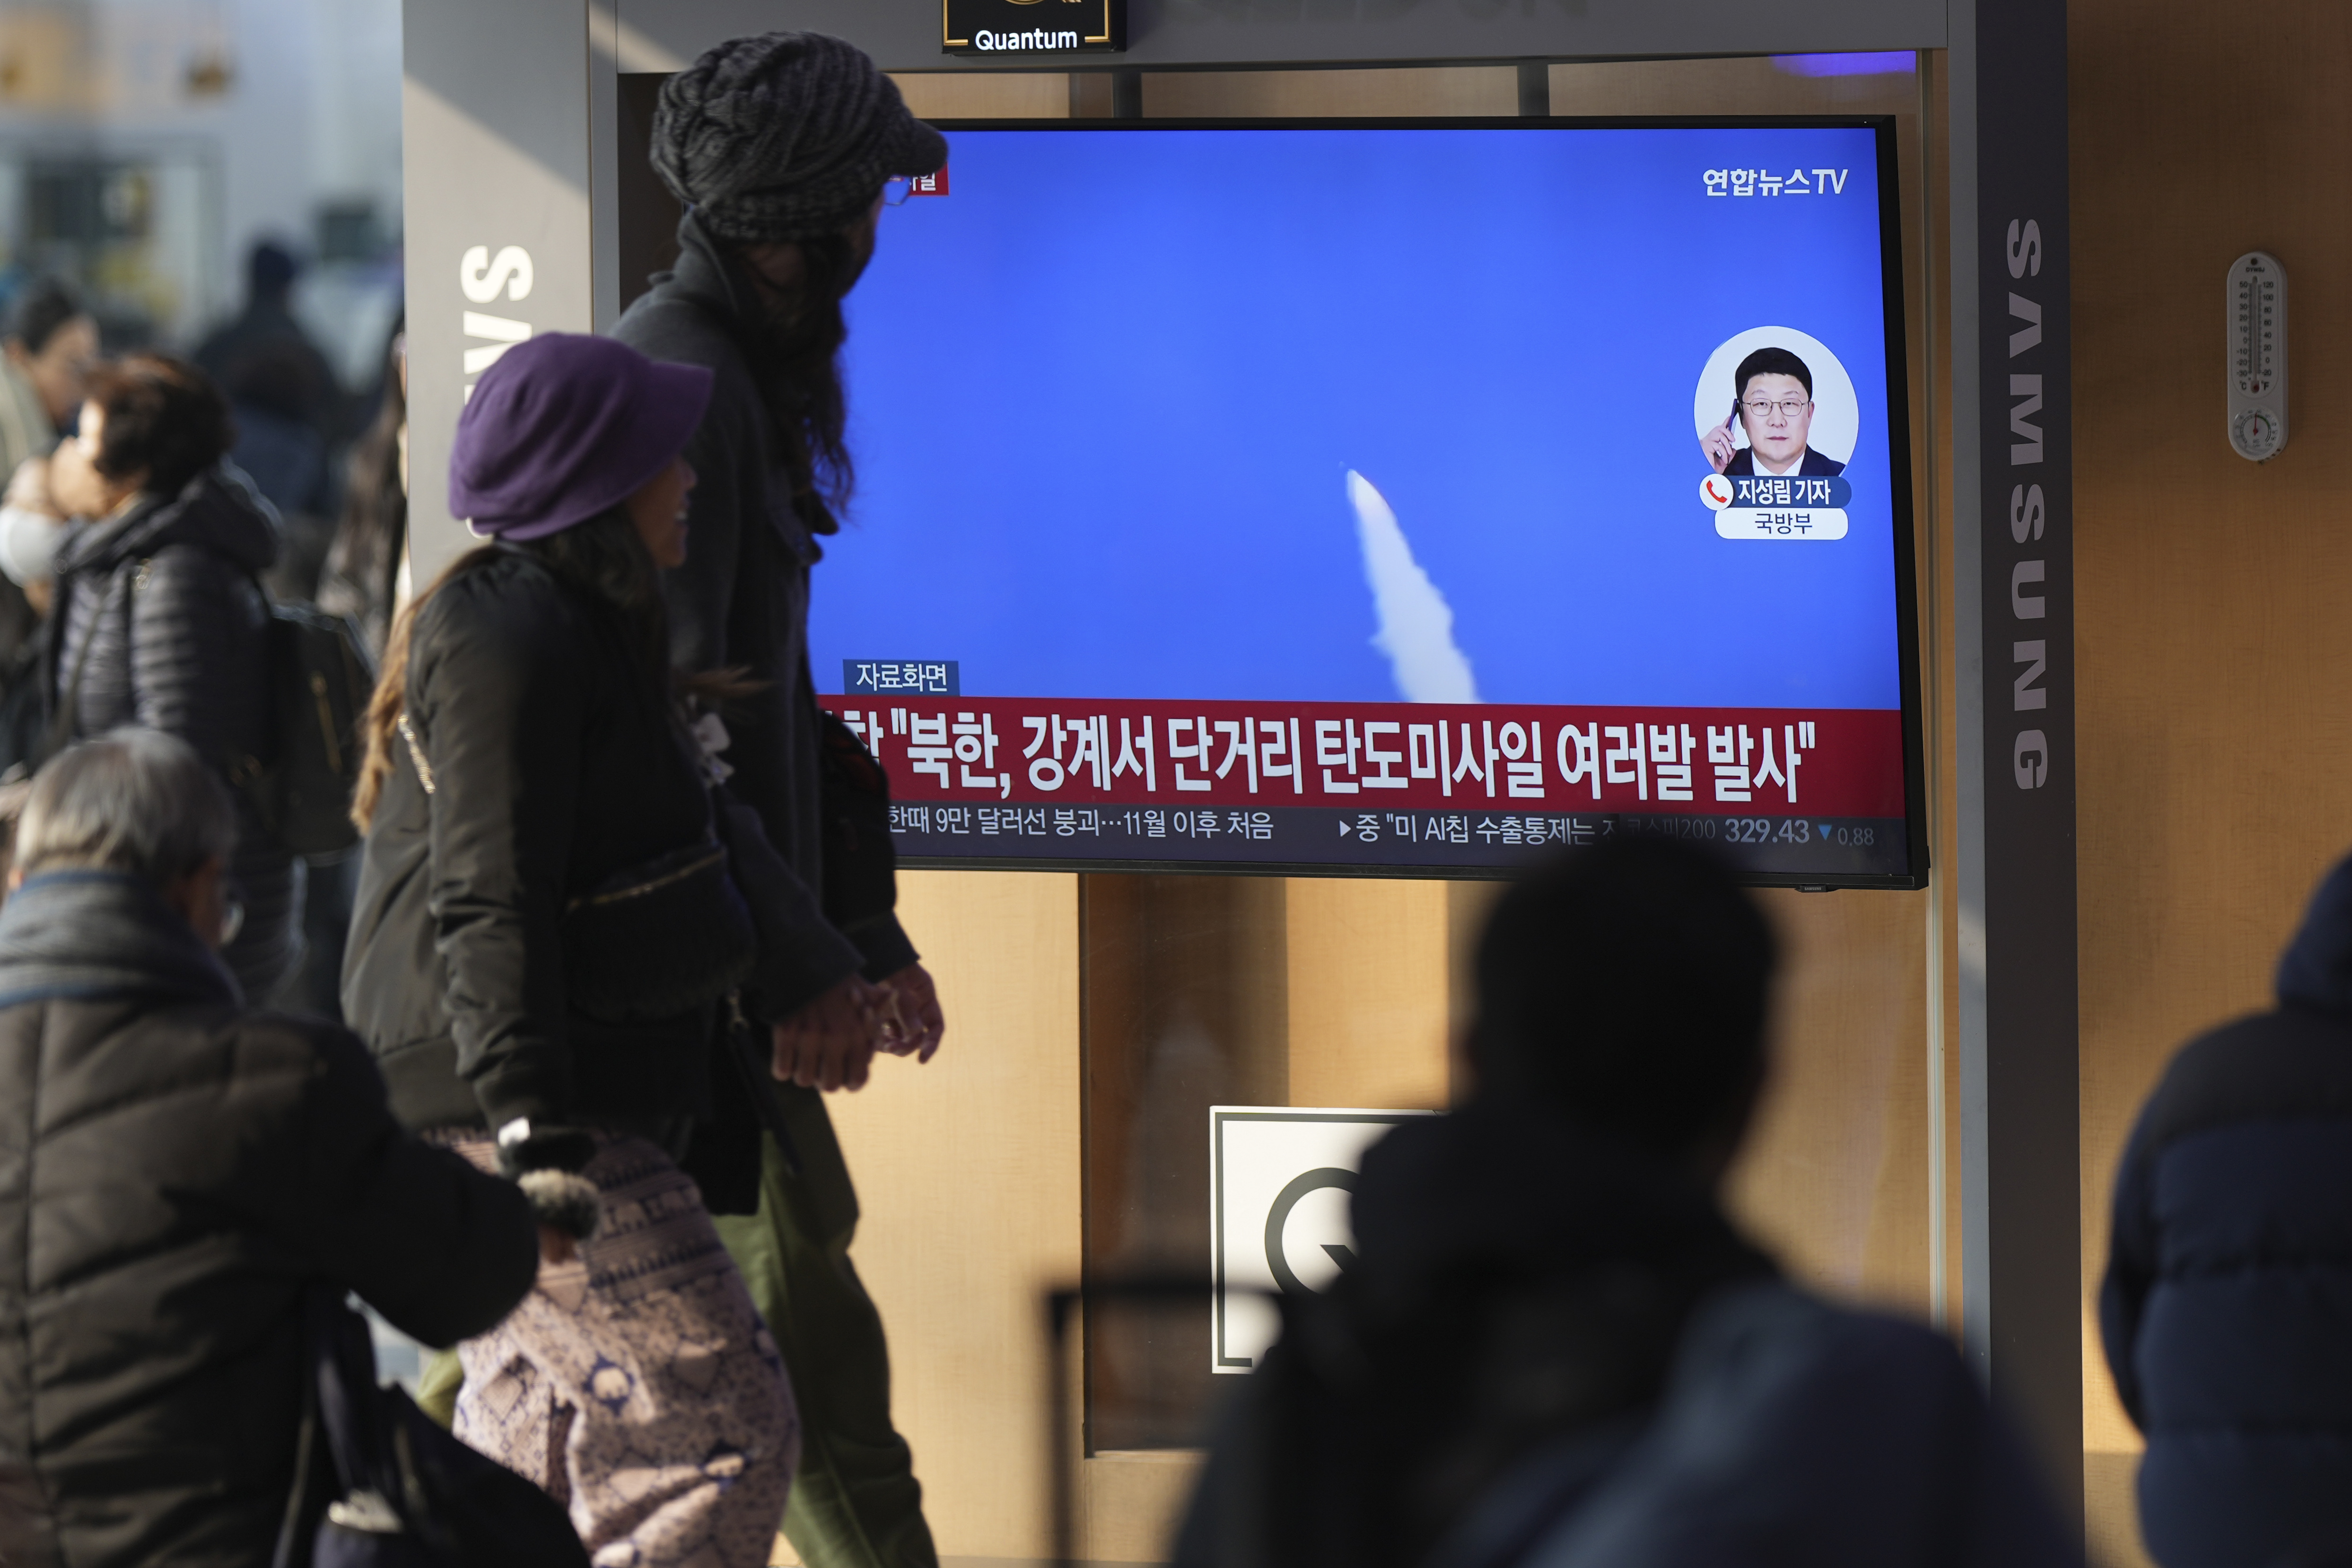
[342,333,842,1566]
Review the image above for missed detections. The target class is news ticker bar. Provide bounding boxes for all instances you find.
[819,695,1907,820]
[883,802,1911,877]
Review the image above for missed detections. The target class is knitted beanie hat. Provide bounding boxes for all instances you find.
[651,32,948,244]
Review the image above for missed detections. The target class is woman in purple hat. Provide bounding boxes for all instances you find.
[342,332,818,1566]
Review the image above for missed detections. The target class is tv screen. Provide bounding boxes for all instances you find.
[812,117,1924,885]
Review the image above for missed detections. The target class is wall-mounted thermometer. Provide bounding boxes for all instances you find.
[2227,251,2288,462]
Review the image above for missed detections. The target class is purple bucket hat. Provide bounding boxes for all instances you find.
[451,333,713,542]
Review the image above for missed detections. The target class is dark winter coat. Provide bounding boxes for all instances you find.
[1176,1099,2077,1568]
[2101,855,2352,1568]
[341,546,854,1141]
[0,870,537,1568]
[48,467,300,999]
[611,212,916,992]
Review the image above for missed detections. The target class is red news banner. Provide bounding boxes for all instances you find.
[819,696,1906,818]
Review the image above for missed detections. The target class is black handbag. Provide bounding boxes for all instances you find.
[273,1291,589,1568]
[560,836,759,1022]
[394,707,759,1024]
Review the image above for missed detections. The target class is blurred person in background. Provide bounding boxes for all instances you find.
[0,458,69,778]
[222,337,341,600]
[196,241,348,596]
[1175,837,2078,1568]
[342,333,817,1566]
[44,354,303,999]
[0,279,98,683]
[318,324,408,663]
[0,277,97,478]
[617,33,950,1568]
[2101,852,2352,1568]
[0,729,538,1568]
[194,240,345,447]
[279,325,410,1027]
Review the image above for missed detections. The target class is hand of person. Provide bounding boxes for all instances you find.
[877,962,945,1063]
[539,1225,579,1266]
[1701,422,1738,474]
[771,973,885,1092]
[46,428,115,520]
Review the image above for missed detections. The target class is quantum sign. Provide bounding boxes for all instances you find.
[943,0,1124,55]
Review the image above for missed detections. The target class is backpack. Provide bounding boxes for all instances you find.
[274,1290,590,1568]
[243,594,375,858]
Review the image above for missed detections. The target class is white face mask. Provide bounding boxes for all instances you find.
[0,504,63,589]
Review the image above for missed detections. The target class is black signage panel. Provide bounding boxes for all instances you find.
[943,0,1124,56]
[1960,0,2081,1519]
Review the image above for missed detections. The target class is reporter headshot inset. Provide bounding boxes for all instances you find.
[1692,327,1859,482]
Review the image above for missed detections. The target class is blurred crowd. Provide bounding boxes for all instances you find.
[0,247,405,1016]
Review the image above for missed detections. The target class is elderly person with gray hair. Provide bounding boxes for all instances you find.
[0,729,538,1568]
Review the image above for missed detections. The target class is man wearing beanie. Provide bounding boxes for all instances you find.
[612,31,949,1568]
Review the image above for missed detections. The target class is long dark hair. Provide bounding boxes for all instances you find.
[739,229,860,534]
[351,509,747,829]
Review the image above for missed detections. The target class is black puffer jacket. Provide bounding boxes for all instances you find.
[0,870,537,1568]
[2101,854,2352,1568]
[342,546,859,1139]
[48,467,299,999]
[612,213,917,988]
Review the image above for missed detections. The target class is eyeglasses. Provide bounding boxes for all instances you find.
[882,177,914,207]
[1741,396,1812,420]
[221,897,245,947]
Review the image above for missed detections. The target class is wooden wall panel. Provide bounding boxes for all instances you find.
[1141,66,1513,118]
[1732,890,1932,1309]
[819,871,1084,1564]
[2071,6,2352,1565]
[1548,54,1920,117]
[890,70,1072,120]
[1283,878,1452,1112]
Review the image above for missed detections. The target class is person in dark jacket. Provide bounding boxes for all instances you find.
[44,353,301,999]
[612,33,950,1568]
[0,728,538,1568]
[193,240,347,447]
[2101,853,2352,1568]
[1175,838,2079,1568]
[341,332,808,1566]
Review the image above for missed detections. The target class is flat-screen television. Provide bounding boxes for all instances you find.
[811,117,1924,886]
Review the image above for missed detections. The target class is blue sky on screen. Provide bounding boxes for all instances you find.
[813,123,1901,710]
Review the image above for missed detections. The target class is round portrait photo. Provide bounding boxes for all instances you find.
[1692,326,1859,481]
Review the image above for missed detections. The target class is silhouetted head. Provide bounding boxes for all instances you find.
[247,240,299,302]
[1470,837,1777,1174]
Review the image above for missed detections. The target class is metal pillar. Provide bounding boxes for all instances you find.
[1949,0,2083,1529]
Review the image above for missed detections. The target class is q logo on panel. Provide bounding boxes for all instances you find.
[1210,1107,1436,1372]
